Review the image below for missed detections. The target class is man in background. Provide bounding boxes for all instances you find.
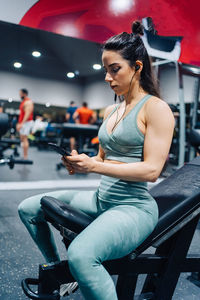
[66,101,78,151]
[73,102,96,124]
[16,89,34,159]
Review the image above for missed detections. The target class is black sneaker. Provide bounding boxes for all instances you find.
[59,282,78,297]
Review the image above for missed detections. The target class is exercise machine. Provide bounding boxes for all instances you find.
[0,113,33,168]
[188,128,200,156]
[52,123,99,170]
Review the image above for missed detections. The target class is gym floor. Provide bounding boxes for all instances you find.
[0,147,200,299]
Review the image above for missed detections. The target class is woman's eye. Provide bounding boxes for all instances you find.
[103,66,120,75]
[112,67,120,73]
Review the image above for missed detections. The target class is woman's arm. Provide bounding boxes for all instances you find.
[91,144,105,162]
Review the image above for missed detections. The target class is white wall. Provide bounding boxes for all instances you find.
[0,0,38,24]
[159,67,197,104]
[83,80,114,109]
[0,68,197,110]
[0,71,83,107]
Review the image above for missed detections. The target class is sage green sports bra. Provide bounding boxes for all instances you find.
[98,94,152,163]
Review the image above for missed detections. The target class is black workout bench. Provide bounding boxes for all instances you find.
[22,156,200,300]
[0,113,33,168]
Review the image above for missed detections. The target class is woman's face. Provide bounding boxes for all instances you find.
[102,50,136,96]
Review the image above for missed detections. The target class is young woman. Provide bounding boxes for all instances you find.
[18,21,175,300]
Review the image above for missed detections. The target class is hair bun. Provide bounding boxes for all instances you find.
[131,21,144,36]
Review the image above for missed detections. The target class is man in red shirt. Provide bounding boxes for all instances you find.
[16,89,34,159]
[73,102,96,124]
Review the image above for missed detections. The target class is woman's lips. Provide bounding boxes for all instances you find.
[111,85,117,89]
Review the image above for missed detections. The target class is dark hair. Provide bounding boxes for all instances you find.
[82,102,88,107]
[70,101,75,105]
[103,20,160,98]
[20,88,28,95]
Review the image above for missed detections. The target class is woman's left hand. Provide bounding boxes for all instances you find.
[62,150,96,174]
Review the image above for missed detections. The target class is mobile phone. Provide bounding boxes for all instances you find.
[48,143,71,157]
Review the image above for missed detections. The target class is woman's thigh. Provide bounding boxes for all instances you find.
[18,189,99,219]
[68,203,158,262]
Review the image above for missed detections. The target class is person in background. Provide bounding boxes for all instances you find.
[66,101,78,151]
[0,102,3,113]
[73,102,96,125]
[16,89,34,159]
[31,114,47,137]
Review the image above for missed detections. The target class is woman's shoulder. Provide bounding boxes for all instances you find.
[103,104,118,120]
[145,96,171,111]
[145,96,174,121]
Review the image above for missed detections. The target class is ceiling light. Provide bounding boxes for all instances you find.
[58,23,79,38]
[45,102,50,107]
[93,64,102,70]
[109,0,133,15]
[13,62,22,68]
[32,51,41,57]
[67,72,75,78]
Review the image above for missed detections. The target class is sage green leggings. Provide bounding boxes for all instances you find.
[18,189,158,300]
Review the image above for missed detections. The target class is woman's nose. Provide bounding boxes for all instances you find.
[105,72,113,82]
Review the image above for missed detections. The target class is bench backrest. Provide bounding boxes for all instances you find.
[135,157,200,255]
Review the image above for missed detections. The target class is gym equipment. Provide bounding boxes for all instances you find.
[33,125,58,151]
[142,17,192,168]
[53,123,99,170]
[0,113,20,158]
[185,65,200,160]
[188,128,200,156]
[0,113,33,168]
[142,18,182,61]
[22,156,200,300]
[54,123,99,153]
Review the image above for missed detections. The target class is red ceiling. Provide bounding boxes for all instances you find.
[19,0,200,66]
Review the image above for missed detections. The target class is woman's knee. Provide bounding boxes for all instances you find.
[18,198,29,218]
[68,241,82,266]
[18,195,42,221]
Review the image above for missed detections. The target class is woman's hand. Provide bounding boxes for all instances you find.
[61,154,75,175]
[62,150,97,174]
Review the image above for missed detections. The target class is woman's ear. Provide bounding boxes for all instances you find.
[135,60,143,72]
[135,65,140,71]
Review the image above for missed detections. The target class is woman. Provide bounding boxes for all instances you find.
[18,21,175,300]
